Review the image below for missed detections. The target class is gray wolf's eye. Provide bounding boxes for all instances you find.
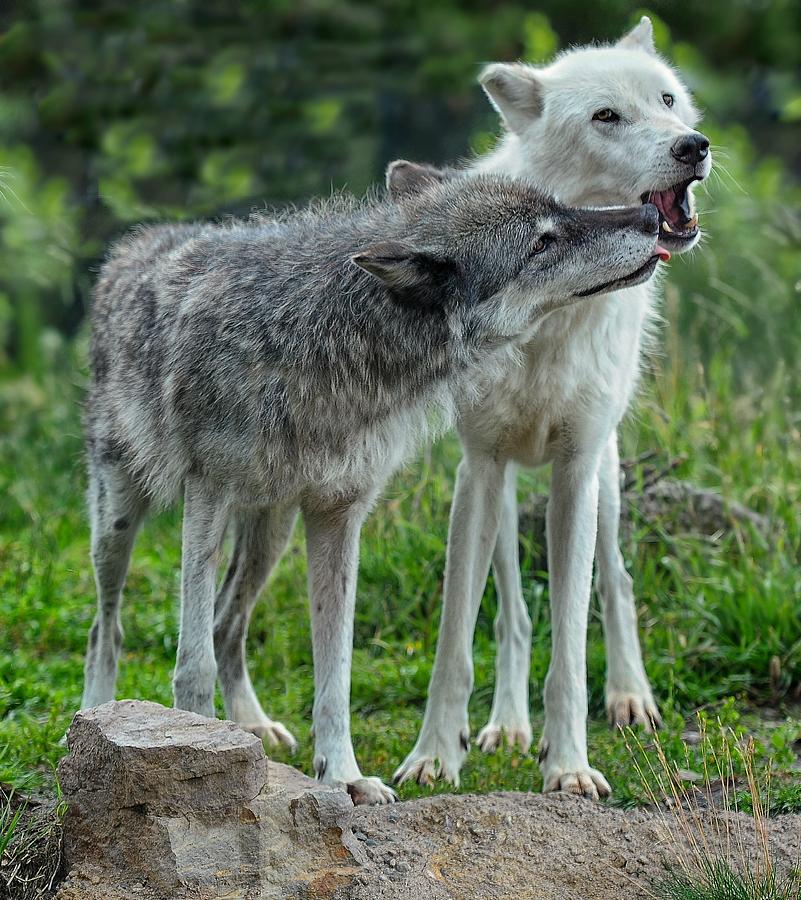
[662,93,675,108]
[530,235,553,255]
[592,108,620,123]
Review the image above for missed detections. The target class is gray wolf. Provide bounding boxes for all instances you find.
[81,167,664,804]
[394,17,712,799]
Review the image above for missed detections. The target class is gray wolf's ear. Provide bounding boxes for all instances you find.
[479,63,543,134]
[617,16,656,55]
[351,241,455,302]
[386,160,446,200]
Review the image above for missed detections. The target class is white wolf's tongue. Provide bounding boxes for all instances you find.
[656,245,671,262]
[651,187,696,231]
[652,189,676,224]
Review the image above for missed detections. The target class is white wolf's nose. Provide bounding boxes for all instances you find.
[670,133,710,166]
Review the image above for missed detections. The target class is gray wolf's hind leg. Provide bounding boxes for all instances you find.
[595,433,660,730]
[81,460,149,709]
[476,462,533,754]
[173,478,230,718]
[214,505,298,750]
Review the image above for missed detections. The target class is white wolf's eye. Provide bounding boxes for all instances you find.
[592,108,620,123]
[662,93,675,108]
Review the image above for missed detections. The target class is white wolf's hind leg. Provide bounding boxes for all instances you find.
[81,460,148,710]
[477,463,532,754]
[395,451,506,787]
[214,505,298,750]
[596,434,660,731]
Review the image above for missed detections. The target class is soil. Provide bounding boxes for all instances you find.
[339,790,801,900]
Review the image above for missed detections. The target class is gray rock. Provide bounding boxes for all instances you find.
[59,699,268,817]
[56,700,361,900]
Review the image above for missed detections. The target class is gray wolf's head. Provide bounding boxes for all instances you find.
[358,162,665,341]
[479,17,712,254]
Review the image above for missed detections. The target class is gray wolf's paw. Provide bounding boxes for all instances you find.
[476,719,532,754]
[606,689,661,732]
[347,777,397,806]
[241,717,298,752]
[393,728,469,787]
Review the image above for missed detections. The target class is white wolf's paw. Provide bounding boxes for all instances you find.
[538,739,611,801]
[476,719,532,754]
[347,776,397,806]
[542,766,611,800]
[606,689,661,733]
[393,728,469,788]
[241,717,298,752]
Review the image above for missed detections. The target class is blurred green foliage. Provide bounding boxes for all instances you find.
[0,0,800,379]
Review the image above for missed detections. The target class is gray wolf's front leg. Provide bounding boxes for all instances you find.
[214,505,299,749]
[303,495,396,806]
[395,451,507,787]
[595,433,660,730]
[476,462,533,754]
[173,478,230,718]
[82,461,149,709]
[539,448,611,800]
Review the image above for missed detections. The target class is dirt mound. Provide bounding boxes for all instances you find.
[345,791,801,900]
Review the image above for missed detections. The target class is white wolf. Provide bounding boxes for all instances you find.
[394,17,712,798]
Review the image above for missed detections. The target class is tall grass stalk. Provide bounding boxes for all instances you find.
[623,721,801,900]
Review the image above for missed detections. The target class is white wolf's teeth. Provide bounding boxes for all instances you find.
[661,221,674,234]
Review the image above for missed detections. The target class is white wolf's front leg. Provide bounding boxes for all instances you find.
[173,479,230,718]
[303,496,396,806]
[476,462,533,754]
[596,433,660,730]
[395,451,507,787]
[540,449,611,800]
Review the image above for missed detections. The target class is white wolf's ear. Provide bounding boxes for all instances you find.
[617,16,656,55]
[386,160,446,201]
[479,63,543,134]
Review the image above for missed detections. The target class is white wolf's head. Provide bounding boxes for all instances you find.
[479,17,712,254]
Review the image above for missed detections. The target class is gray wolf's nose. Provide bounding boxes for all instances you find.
[640,203,660,236]
[670,133,710,166]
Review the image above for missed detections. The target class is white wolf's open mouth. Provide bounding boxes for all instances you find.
[640,177,699,244]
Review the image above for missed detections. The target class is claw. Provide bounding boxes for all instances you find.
[476,723,532,755]
[543,767,611,801]
[607,692,662,734]
[347,777,397,806]
[240,717,298,752]
[393,755,458,788]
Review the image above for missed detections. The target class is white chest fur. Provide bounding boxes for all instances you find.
[460,149,659,466]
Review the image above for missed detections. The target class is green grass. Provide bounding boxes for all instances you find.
[659,860,801,900]
[1,328,800,805]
